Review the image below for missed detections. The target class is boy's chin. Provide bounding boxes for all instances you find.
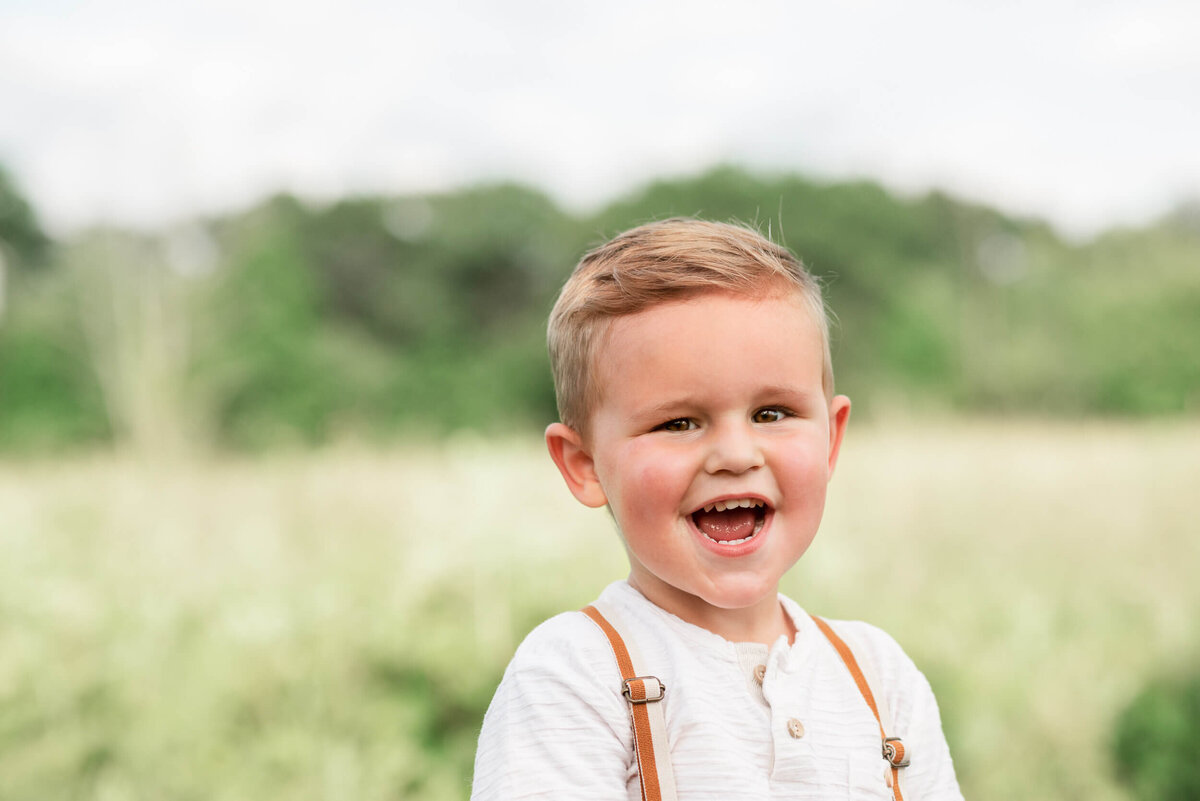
[697,581,783,612]
[632,571,782,616]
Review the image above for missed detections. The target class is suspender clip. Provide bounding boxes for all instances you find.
[883,737,910,768]
[622,676,666,704]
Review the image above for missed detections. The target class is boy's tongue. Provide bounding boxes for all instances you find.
[693,507,757,541]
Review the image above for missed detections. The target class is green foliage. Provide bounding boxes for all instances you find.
[0,268,111,451]
[1,163,1198,451]
[201,201,354,445]
[0,325,110,451]
[0,165,50,271]
[1113,669,1200,801]
[0,556,502,801]
[192,185,570,446]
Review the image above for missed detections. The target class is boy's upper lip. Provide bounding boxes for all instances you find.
[686,493,774,515]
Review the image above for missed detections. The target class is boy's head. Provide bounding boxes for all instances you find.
[547,218,834,439]
[544,219,851,637]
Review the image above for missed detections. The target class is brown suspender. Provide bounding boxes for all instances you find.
[583,604,909,801]
[582,605,673,801]
[811,615,910,801]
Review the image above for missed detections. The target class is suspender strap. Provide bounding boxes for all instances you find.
[582,604,677,801]
[584,603,903,801]
[811,614,909,801]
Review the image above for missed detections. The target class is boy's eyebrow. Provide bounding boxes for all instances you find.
[641,386,819,416]
[766,386,831,407]
[755,384,817,400]
[642,398,698,416]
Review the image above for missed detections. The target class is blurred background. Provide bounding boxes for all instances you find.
[1,2,1199,799]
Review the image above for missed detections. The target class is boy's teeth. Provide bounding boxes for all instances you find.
[708,534,752,545]
[702,498,764,513]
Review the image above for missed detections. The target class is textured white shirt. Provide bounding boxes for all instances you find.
[472,580,963,800]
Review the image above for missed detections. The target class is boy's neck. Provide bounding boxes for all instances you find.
[627,575,797,647]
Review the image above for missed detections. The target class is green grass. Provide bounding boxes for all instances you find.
[1,422,1198,800]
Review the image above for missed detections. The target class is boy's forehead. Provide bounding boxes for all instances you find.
[599,288,815,345]
[590,290,822,381]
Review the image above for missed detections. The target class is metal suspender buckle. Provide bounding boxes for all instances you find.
[882,737,910,768]
[622,676,666,704]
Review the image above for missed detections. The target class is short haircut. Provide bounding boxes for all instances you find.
[548,218,834,434]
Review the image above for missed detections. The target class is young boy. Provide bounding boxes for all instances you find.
[472,219,963,800]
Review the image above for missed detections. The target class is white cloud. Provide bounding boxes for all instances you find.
[0,0,1196,237]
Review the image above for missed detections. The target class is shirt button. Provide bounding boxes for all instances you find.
[786,718,805,738]
[753,664,767,685]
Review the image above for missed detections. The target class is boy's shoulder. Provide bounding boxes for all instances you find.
[808,614,915,669]
[506,581,662,667]
[780,594,931,702]
[502,582,629,678]
[795,605,939,733]
[501,580,705,693]
[782,593,914,662]
[509,605,613,666]
[484,584,636,736]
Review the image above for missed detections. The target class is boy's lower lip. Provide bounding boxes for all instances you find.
[688,510,772,557]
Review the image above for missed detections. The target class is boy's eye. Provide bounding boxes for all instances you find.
[752,408,788,423]
[655,418,696,432]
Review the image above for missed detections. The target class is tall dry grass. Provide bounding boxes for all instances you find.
[1,421,1197,799]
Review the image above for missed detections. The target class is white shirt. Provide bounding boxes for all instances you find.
[472,581,963,800]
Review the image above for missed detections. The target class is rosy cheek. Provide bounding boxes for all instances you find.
[778,448,830,501]
[622,443,685,505]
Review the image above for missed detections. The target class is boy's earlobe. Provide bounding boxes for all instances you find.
[826,395,851,474]
[545,423,608,508]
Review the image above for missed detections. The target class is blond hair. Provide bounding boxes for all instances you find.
[548,218,834,433]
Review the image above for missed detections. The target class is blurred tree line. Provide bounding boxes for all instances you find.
[1,163,1198,452]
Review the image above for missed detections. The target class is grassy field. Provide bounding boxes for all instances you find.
[1,421,1198,800]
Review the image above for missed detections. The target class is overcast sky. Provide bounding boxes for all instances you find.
[2,0,1197,238]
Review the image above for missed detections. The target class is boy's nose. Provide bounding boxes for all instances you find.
[703,424,765,475]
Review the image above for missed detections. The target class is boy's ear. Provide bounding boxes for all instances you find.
[545,423,608,508]
[826,395,851,475]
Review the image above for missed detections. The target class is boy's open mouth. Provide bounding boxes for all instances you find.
[690,498,768,545]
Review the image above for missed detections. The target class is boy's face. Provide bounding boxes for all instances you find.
[547,291,850,629]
